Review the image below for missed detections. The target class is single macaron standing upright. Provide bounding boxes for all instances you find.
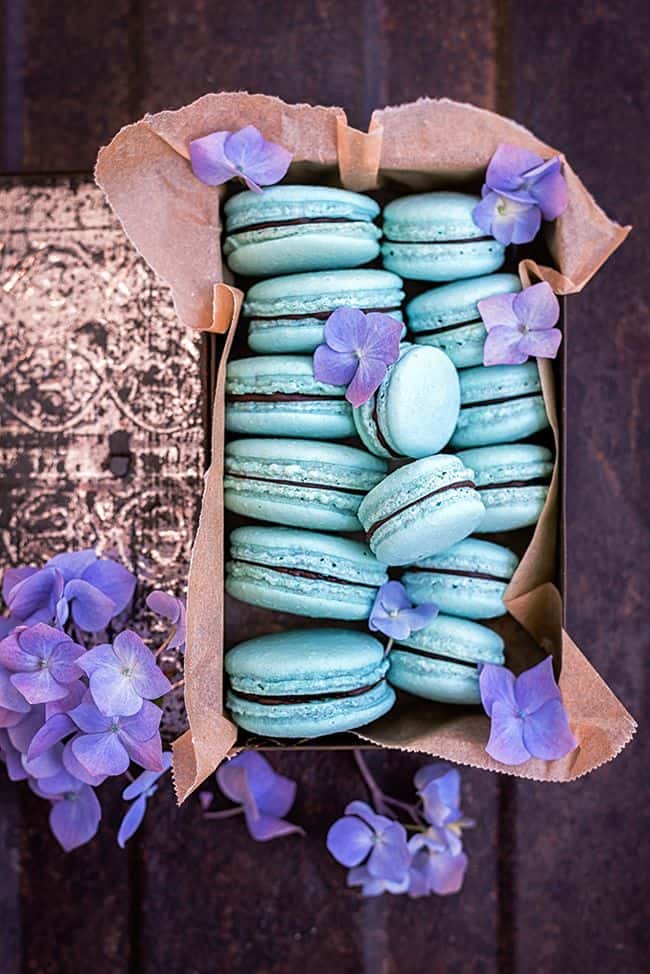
[225,628,396,738]
[353,344,460,459]
[226,525,388,621]
[224,438,387,532]
[406,273,522,368]
[401,537,519,620]
[358,455,485,566]
[225,355,355,440]
[456,444,554,533]
[223,185,381,277]
[381,192,506,282]
[244,269,405,354]
[450,361,549,449]
[387,614,505,705]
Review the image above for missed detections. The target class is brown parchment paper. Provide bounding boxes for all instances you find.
[95,93,635,800]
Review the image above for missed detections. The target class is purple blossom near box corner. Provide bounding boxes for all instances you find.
[480,656,577,765]
[313,307,402,407]
[369,580,438,642]
[117,751,173,848]
[146,590,186,652]
[479,281,562,366]
[214,751,304,842]
[327,800,411,889]
[189,124,292,193]
[472,142,568,245]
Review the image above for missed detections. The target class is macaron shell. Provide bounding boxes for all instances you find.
[225,223,381,277]
[249,310,404,356]
[227,680,396,738]
[451,362,549,449]
[224,185,381,231]
[457,444,553,533]
[387,653,481,704]
[382,239,505,282]
[358,455,485,565]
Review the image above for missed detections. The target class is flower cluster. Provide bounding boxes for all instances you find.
[472,143,568,245]
[327,756,473,898]
[369,580,438,642]
[190,125,292,194]
[0,552,184,851]
[479,281,562,366]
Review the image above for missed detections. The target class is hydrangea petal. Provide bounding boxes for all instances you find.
[423,849,468,895]
[323,306,369,352]
[27,713,75,761]
[479,663,518,717]
[244,810,304,841]
[225,126,292,188]
[120,701,162,742]
[367,820,411,883]
[22,739,65,780]
[0,664,31,713]
[522,698,577,760]
[528,164,568,219]
[117,793,148,848]
[122,751,172,800]
[491,197,541,245]
[485,144,544,193]
[346,356,387,407]
[514,656,560,714]
[48,550,97,582]
[62,737,107,786]
[375,580,411,614]
[146,590,182,624]
[70,695,112,734]
[6,567,62,622]
[189,131,236,186]
[82,558,136,615]
[313,343,358,387]
[0,730,29,780]
[49,784,101,852]
[11,668,69,705]
[513,282,560,331]
[477,292,519,332]
[518,329,562,360]
[46,680,85,719]
[327,815,374,866]
[483,327,529,367]
[72,730,130,776]
[362,314,403,363]
[486,700,530,765]
[123,732,164,772]
[2,566,38,604]
[64,579,116,632]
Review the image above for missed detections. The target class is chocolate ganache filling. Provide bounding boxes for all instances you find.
[463,390,541,409]
[392,646,478,669]
[385,235,494,245]
[366,480,476,542]
[234,559,378,588]
[251,306,402,321]
[476,477,549,491]
[226,392,343,403]
[225,471,367,495]
[405,566,512,583]
[232,216,359,234]
[415,316,483,336]
[233,678,385,706]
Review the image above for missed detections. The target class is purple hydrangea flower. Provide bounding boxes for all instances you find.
[3,565,64,628]
[117,751,172,848]
[472,143,568,245]
[0,663,31,727]
[189,125,292,194]
[414,763,474,855]
[48,781,102,852]
[78,630,171,717]
[0,624,84,704]
[347,864,410,897]
[479,282,561,366]
[69,693,163,777]
[327,800,411,886]
[216,751,304,841]
[49,549,136,633]
[146,590,186,652]
[313,307,402,408]
[480,656,577,765]
[407,832,468,897]
[369,581,438,641]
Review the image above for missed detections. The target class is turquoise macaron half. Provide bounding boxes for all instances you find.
[224,438,387,532]
[226,355,355,440]
[226,525,388,620]
[223,185,381,277]
[406,273,522,368]
[387,614,505,705]
[353,343,460,458]
[450,361,549,449]
[456,444,554,533]
[225,628,396,738]
[244,268,405,354]
[381,192,505,282]
[358,455,485,566]
[401,537,519,620]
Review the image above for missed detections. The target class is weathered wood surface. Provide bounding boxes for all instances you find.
[1,2,647,972]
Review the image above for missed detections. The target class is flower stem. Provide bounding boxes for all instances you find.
[382,794,426,826]
[353,750,391,818]
[155,626,178,658]
[203,806,244,821]
[383,638,394,658]
[170,678,184,692]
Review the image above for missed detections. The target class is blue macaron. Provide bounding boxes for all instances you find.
[406,273,522,368]
[456,444,554,533]
[358,455,485,566]
[226,525,388,620]
[353,343,460,458]
[224,438,387,532]
[226,355,355,439]
[450,361,549,449]
[244,269,405,354]
[225,628,396,738]
[387,614,505,704]
[381,192,505,282]
[223,185,381,277]
[401,537,519,620]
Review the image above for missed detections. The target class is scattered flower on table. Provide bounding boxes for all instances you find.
[472,143,568,245]
[190,124,292,193]
[327,799,411,892]
[146,590,187,652]
[480,656,577,765]
[215,751,304,841]
[117,751,173,847]
[48,780,102,852]
[479,281,562,366]
[313,307,402,407]
[369,580,438,641]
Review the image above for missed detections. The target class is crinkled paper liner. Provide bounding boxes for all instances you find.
[95,93,635,801]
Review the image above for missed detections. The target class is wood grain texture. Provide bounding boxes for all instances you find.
[507,1,649,970]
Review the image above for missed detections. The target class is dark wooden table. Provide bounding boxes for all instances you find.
[1,2,648,972]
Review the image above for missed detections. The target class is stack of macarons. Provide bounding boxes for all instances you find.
[220,183,555,738]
